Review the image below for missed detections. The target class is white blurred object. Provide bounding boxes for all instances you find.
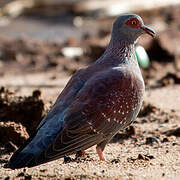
[1,0,35,17]
[73,16,84,27]
[1,0,180,19]
[0,17,10,26]
[73,0,180,17]
[61,47,83,58]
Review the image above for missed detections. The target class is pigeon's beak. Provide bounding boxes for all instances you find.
[141,26,155,38]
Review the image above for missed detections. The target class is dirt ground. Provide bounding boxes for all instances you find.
[0,72,180,180]
[0,5,180,180]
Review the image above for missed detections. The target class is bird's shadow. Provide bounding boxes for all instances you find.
[63,153,93,164]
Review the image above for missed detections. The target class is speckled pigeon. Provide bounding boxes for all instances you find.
[7,14,155,169]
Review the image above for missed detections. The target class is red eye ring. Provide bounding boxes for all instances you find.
[125,18,140,28]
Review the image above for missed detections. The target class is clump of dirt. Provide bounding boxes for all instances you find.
[0,37,87,74]
[159,72,180,86]
[0,122,28,153]
[16,171,32,180]
[0,87,45,152]
[146,38,174,62]
[164,127,180,137]
[140,29,180,64]
[0,87,45,135]
[145,137,159,145]
[127,154,155,162]
[138,102,157,117]
[137,101,176,124]
[111,126,136,143]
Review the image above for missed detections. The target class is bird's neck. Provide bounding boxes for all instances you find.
[97,38,137,65]
[106,38,135,59]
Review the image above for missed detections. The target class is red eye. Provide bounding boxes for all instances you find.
[125,18,140,28]
[131,20,137,25]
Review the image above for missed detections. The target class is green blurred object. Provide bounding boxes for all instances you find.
[135,44,150,68]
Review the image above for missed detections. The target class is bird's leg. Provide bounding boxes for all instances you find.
[96,146,105,161]
[82,150,86,157]
[96,138,112,161]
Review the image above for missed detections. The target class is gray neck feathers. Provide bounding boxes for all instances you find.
[106,38,134,59]
[97,36,137,66]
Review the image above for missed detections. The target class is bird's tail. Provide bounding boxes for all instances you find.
[5,130,39,169]
[5,112,64,169]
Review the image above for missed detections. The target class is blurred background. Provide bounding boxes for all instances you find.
[0,0,180,103]
[0,0,179,92]
[0,0,180,179]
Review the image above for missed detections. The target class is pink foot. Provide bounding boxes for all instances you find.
[96,146,105,161]
[81,150,86,157]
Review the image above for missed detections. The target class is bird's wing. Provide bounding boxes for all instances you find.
[27,68,136,166]
[38,69,85,128]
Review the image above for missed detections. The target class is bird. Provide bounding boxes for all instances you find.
[6,14,155,169]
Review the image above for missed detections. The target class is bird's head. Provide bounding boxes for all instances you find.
[112,14,155,43]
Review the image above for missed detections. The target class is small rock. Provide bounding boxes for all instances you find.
[138,102,157,117]
[63,156,74,163]
[137,154,154,160]
[163,119,169,123]
[4,177,10,180]
[145,137,159,145]
[64,178,72,180]
[40,169,47,173]
[112,126,135,143]
[32,90,41,99]
[161,137,169,143]
[164,127,180,137]
[24,175,32,180]
[127,154,154,162]
[141,119,148,123]
[137,154,147,160]
[160,72,180,86]
[17,172,25,177]
[111,158,121,163]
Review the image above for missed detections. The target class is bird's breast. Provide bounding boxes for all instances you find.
[86,73,144,133]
